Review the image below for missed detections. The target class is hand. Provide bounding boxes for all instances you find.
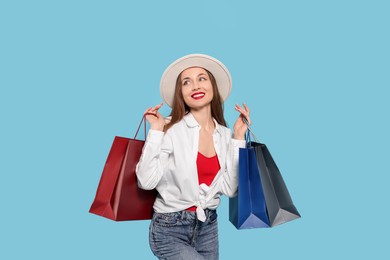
[233,103,251,140]
[144,103,165,131]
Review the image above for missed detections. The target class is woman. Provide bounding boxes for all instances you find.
[136,54,251,259]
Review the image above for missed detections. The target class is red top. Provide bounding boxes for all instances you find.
[187,152,221,211]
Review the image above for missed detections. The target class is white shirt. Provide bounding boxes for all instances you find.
[135,112,246,221]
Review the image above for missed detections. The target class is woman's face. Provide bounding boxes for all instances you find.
[180,67,214,110]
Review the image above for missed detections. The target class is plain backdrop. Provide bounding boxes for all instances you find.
[1,0,389,259]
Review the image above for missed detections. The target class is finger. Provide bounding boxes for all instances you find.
[236,103,248,112]
[244,115,251,125]
[235,104,244,112]
[243,103,250,113]
[144,106,158,117]
[235,104,249,117]
[153,102,163,111]
[154,111,163,119]
[236,108,251,125]
[144,112,158,118]
[144,107,153,114]
[146,103,161,114]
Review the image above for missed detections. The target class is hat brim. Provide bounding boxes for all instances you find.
[160,54,232,107]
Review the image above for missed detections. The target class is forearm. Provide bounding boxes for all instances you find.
[221,138,246,197]
[135,130,166,190]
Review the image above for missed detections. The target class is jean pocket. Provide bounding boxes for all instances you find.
[153,213,179,227]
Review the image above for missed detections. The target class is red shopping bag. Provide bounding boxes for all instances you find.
[89,116,157,221]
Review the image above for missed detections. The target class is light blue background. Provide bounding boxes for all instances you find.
[1,0,389,259]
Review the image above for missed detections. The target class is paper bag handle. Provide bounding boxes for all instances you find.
[134,113,159,140]
[243,118,260,143]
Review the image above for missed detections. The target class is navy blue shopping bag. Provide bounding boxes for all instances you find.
[229,144,270,229]
[250,141,301,227]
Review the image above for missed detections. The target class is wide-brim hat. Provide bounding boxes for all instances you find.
[160,54,232,107]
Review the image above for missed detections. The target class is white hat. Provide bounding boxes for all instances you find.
[160,54,232,107]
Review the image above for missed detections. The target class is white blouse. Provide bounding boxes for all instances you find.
[135,113,246,221]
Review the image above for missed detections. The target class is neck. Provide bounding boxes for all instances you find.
[190,106,215,131]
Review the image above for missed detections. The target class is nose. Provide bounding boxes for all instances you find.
[192,81,200,91]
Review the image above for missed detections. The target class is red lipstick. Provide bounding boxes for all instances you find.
[191,92,205,100]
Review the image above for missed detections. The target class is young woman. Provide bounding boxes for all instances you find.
[136,54,251,260]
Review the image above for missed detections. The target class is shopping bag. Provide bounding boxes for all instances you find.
[89,116,157,221]
[229,146,270,229]
[251,141,301,227]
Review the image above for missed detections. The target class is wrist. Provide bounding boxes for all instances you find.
[151,126,164,131]
[233,134,245,140]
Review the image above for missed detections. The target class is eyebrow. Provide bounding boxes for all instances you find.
[181,73,208,81]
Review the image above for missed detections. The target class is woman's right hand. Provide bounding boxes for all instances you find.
[144,103,165,131]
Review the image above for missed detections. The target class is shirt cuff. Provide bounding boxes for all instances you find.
[232,139,246,148]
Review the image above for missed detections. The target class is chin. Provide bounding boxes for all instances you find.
[189,103,212,110]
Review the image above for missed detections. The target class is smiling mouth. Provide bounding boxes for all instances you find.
[191,92,205,100]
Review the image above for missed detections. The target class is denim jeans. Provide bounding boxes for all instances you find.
[149,209,219,260]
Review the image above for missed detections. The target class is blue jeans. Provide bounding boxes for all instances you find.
[149,209,219,260]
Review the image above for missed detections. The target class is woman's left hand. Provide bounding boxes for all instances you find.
[233,103,251,140]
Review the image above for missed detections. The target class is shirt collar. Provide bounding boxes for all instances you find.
[183,112,199,128]
[183,112,223,135]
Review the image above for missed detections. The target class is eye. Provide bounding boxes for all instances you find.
[182,80,190,86]
[199,77,207,81]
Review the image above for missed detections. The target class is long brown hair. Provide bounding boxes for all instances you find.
[164,69,227,132]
